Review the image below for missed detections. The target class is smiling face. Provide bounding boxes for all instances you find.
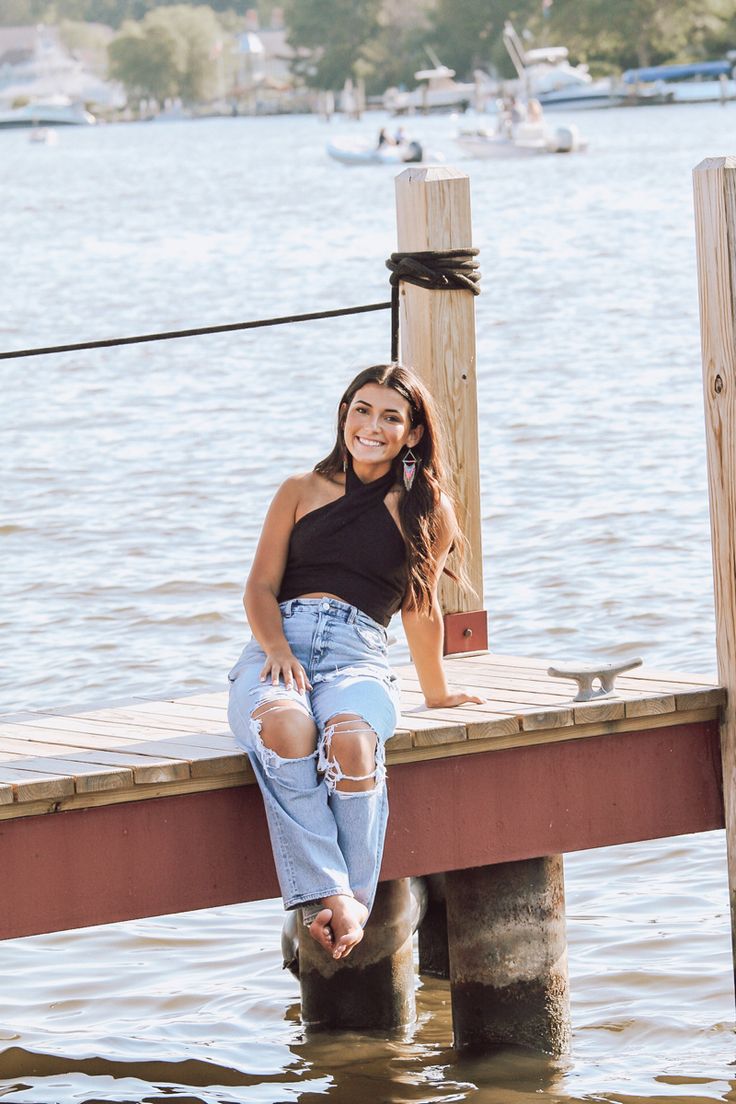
[342,382,423,480]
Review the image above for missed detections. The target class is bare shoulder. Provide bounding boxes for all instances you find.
[278,471,315,495]
[271,472,308,506]
[286,468,345,521]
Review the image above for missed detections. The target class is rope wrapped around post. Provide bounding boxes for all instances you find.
[385,248,481,362]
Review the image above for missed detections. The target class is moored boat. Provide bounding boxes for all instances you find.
[619,61,736,104]
[502,21,622,111]
[326,136,442,166]
[0,98,95,129]
[383,47,496,115]
[455,117,586,158]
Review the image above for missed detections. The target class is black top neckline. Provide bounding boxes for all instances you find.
[278,458,408,625]
[292,461,398,533]
[345,460,396,496]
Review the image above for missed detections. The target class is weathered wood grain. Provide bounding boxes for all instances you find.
[395,165,482,614]
[694,155,736,1000]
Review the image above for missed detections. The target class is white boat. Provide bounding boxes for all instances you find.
[383,48,495,114]
[0,97,94,128]
[618,61,736,105]
[502,22,621,111]
[326,136,441,166]
[455,112,586,158]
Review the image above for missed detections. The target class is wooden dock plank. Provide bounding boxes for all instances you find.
[0,721,228,759]
[0,714,235,751]
[0,735,192,785]
[119,700,229,722]
[0,766,75,802]
[0,652,722,817]
[389,728,413,751]
[0,756,132,794]
[624,695,677,718]
[442,659,707,697]
[451,653,718,685]
[399,685,574,729]
[42,706,231,736]
[0,728,246,799]
[675,687,726,711]
[573,699,627,724]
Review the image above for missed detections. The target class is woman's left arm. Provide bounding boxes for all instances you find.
[401,498,485,710]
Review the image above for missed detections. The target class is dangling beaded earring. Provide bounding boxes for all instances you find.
[402,448,420,491]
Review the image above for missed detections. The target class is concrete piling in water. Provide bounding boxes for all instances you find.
[446,857,570,1054]
[418,873,450,978]
[298,878,415,1030]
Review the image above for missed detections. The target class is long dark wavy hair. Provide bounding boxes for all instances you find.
[314,364,469,615]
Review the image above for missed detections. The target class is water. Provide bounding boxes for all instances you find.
[0,103,734,1101]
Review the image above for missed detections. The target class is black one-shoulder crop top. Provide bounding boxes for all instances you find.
[277,460,408,626]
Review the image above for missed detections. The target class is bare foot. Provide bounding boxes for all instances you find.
[322,894,368,961]
[307,908,335,954]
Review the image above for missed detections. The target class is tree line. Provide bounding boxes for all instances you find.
[4,0,736,104]
[0,0,261,26]
[282,0,736,90]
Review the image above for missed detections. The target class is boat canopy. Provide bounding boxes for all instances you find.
[622,60,732,84]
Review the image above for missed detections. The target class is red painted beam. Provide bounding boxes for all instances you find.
[382,721,724,879]
[0,721,723,941]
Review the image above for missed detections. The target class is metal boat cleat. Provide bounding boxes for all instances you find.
[546,657,643,702]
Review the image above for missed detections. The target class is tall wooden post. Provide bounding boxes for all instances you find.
[395,166,570,1053]
[693,157,736,998]
[394,166,486,651]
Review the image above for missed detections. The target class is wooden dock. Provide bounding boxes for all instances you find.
[0,652,724,942]
[3,157,735,1055]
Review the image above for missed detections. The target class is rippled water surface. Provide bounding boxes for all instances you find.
[1,103,735,1102]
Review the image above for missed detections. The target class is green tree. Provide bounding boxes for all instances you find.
[426,0,538,79]
[22,1,256,30]
[109,17,181,100]
[108,5,221,104]
[542,0,734,70]
[151,4,221,101]
[358,0,434,94]
[0,0,41,23]
[281,0,382,89]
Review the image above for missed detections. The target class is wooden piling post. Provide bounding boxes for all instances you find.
[446,858,570,1054]
[693,157,736,999]
[394,166,486,647]
[394,166,570,1052]
[298,878,415,1030]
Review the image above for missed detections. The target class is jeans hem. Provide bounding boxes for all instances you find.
[285,886,354,911]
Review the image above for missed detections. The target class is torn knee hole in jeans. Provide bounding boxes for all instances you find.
[317,717,386,796]
[249,700,315,778]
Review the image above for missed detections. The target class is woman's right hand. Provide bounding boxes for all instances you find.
[259,647,312,693]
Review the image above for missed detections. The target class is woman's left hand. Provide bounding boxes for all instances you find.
[424,689,486,709]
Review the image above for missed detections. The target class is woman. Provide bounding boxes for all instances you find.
[227,363,483,962]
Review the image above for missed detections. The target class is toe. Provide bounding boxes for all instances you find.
[308,908,335,953]
[333,926,364,960]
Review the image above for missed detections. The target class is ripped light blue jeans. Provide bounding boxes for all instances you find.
[227,598,401,923]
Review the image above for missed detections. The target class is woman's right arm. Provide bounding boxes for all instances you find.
[244,476,311,693]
